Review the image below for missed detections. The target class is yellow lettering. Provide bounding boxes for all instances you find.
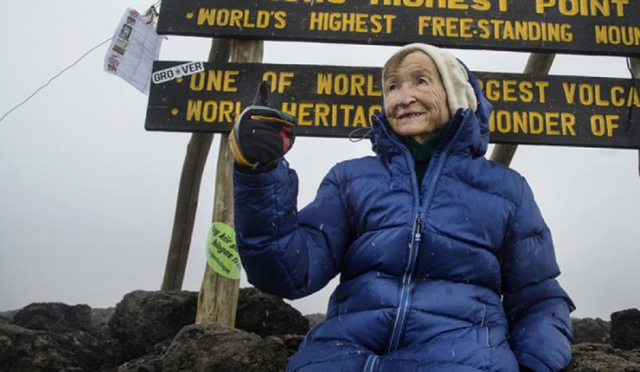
[546,112,560,135]
[562,112,577,135]
[197,9,216,26]
[418,16,431,35]
[335,74,349,95]
[579,84,594,105]
[207,71,223,91]
[274,11,287,29]
[478,79,548,103]
[317,73,332,95]
[353,106,368,127]
[218,100,236,122]
[595,25,640,46]
[433,16,446,36]
[188,70,237,92]
[223,71,238,92]
[449,0,468,10]
[190,72,206,91]
[310,12,394,33]
[536,0,555,14]
[536,0,629,16]
[590,114,619,137]
[485,79,500,101]
[316,73,381,96]
[263,71,295,93]
[282,102,381,127]
[460,18,473,38]
[257,10,269,27]
[612,0,629,16]
[470,0,490,11]
[536,81,549,103]
[478,19,491,38]
[298,103,314,125]
[595,85,610,106]
[315,103,332,126]
[519,81,534,102]
[611,86,625,106]
[503,80,517,102]
[185,100,241,123]
[187,100,203,121]
[562,83,576,104]
[490,110,577,136]
[530,112,544,134]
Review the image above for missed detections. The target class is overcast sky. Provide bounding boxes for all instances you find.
[1,1,639,320]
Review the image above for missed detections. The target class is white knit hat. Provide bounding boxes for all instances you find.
[389,43,478,115]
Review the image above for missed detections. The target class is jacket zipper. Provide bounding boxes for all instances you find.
[374,113,460,359]
[387,216,422,352]
[385,120,457,354]
[363,355,378,372]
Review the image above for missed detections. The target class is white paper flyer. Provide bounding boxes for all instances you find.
[104,8,163,95]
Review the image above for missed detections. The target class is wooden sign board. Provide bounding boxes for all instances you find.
[145,61,640,149]
[156,0,640,58]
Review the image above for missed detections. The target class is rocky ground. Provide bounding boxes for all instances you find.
[0,289,639,371]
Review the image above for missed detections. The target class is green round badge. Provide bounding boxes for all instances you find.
[206,222,241,279]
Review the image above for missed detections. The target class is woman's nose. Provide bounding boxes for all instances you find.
[397,86,416,106]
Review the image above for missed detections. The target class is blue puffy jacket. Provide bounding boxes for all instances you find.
[233,68,574,371]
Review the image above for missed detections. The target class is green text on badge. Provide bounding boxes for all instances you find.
[206,222,241,280]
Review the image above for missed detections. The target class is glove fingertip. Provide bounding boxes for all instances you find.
[253,81,271,106]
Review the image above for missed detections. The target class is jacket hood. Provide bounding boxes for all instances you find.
[370,59,493,158]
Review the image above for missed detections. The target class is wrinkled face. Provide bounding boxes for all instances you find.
[383,51,450,144]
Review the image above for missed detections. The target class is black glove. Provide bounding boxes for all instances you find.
[229,81,297,172]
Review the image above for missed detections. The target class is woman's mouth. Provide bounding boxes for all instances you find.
[398,112,424,120]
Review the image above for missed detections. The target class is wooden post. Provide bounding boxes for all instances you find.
[489,53,556,166]
[630,58,640,78]
[160,39,232,291]
[195,39,264,326]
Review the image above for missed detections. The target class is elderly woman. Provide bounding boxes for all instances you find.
[230,43,574,371]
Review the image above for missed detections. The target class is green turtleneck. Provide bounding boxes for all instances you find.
[400,123,449,187]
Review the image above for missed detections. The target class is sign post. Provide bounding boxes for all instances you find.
[160,39,230,293]
[195,39,264,326]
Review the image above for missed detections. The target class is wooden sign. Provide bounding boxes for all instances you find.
[145,61,640,149]
[156,0,640,57]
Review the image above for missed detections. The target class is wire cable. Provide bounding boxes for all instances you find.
[0,37,112,124]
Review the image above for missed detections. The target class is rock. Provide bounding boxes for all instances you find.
[567,343,640,371]
[161,322,294,372]
[236,287,309,337]
[0,310,18,323]
[108,290,198,363]
[116,340,170,372]
[572,317,611,344]
[3,290,640,371]
[305,313,325,329]
[12,302,93,334]
[611,309,640,351]
[91,307,116,340]
[0,321,111,372]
